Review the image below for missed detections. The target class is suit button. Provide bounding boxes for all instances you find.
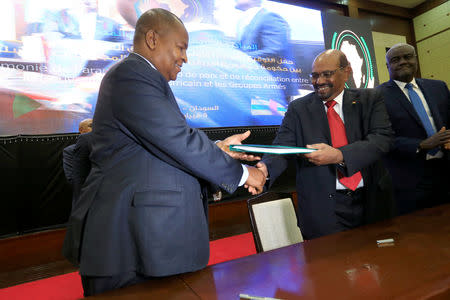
[329,194,333,198]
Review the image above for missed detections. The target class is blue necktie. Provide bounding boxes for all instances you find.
[405,83,438,154]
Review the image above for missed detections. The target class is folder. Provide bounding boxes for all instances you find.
[229,144,317,155]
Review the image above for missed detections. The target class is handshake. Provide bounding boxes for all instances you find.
[216,130,268,195]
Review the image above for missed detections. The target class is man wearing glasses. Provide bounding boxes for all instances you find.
[377,43,450,216]
[256,49,395,239]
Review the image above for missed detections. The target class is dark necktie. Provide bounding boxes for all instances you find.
[325,100,362,191]
[405,83,438,155]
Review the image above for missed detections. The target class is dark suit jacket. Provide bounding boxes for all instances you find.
[62,133,92,206]
[263,89,395,239]
[377,79,450,189]
[63,53,243,277]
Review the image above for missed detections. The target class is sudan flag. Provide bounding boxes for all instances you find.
[12,93,43,118]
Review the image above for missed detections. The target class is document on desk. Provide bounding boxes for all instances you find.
[229,144,317,155]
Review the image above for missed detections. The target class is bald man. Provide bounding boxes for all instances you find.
[377,43,450,215]
[63,118,93,206]
[78,118,92,134]
[256,50,395,239]
[63,8,265,296]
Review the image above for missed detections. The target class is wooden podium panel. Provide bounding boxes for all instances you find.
[90,276,199,299]
[91,204,450,299]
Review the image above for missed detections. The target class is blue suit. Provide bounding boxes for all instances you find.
[62,133,92,206]
[63,53,243,277]
[377,78,450,214]
[263,89,394,239]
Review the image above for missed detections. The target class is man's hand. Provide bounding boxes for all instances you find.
[303,143,343,166]
[216,130,261,161]
[255,161,268,178]
[419,127,450,150]
[212,190,222,202]
[244,166,266,195]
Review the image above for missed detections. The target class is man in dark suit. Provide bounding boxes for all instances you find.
[377,43,450,215]
[255,49,394,239]
[62,118,93,206]
[63,8,265,296]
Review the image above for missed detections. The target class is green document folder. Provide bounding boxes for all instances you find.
[229,144,317,155]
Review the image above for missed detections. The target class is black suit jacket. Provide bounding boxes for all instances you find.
[264,89,394,239]
[63,53,243,277]
[63,133,92,206]
[377,78,450,189]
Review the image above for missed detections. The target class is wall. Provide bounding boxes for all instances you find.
[371,32,407,84]
[414,1,450,85]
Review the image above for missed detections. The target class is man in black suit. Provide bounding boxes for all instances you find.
[255,49,394,239]
[63,8,266,296]
[62,118,93,206]
[377,43,450,215]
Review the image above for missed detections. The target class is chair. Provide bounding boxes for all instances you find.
[247,192,303,253]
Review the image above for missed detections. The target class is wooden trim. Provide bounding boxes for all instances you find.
[412,0,448,17]
[347,4,359,18]
[415,27,450,43]
[298,0,413,18]
[0,228,67,273]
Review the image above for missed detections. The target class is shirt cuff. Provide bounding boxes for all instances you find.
[238,164,249,186]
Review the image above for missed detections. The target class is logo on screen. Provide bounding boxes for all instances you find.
[331,30,375,88]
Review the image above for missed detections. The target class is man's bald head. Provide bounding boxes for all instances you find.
[79,118,93,134]
[385,43,415,63]
[385,43,417,82]
[132,8,188,81]
[311,49,351,102]
[133,8,184,46]
[313,49,349,69]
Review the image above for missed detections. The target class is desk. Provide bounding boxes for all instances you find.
[91,204,450,299]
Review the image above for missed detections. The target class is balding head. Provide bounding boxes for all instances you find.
[385,43,415,62]
[313,49,349,69]
[385,43,417,82]
[133,8,184,46]
[311,49,351,102]
[132,8,188,81]
[79,118,93,134]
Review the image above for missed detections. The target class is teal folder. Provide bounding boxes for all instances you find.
[229,144,317,155]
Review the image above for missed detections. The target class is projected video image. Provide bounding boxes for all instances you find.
[0,0,324,135]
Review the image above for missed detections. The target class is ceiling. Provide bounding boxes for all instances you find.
[369,0,427,8]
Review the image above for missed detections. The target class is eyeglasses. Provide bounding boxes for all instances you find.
[310,67,345,81]
[389,54,416,64]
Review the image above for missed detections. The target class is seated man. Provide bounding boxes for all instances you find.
[62,118,93,206]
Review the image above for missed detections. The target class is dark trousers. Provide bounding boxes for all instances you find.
[81,271,150,297]
[396,159,450,215]
[334,187,365,231]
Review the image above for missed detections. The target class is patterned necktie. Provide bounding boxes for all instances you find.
[405,83,438,155]
[325,100,362,191]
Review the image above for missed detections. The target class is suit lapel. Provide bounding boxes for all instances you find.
[342,90,359,143]
[308,94,331,144]
[129,53,185,120]
[416,79,443,129]
[387,80,424,128]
